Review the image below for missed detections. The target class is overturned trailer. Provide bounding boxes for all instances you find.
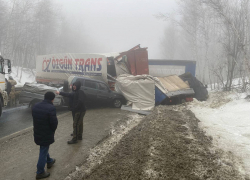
[115,74,194,113]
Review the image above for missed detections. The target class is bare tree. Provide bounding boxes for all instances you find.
[159,0,250,92]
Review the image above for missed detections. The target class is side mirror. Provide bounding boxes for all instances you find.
[7,59,11,74]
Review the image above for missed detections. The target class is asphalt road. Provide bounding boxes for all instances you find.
[0,105,69,139]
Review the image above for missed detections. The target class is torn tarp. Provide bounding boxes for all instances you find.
[115,74,166,111]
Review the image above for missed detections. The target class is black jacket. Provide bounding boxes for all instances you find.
[32,100,58,146]
[60,81,86,112]
[6,79,11,95]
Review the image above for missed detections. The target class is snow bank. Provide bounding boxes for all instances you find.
[189,91,250,175]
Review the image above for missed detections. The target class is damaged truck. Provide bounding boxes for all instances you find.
[20,45,149,108]
[35,44,149,90]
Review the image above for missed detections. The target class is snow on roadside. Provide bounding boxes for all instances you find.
[65,113,144,180]
[9,67,36,87]
[188,91,250,176]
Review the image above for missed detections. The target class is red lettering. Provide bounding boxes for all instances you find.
[91,58,97,71]
[75,59,79,70]
[91,58,97,65]
[98,58,102,65]
[42,60,47,70]
[85,58,90,71]
[97,58,102,71]
[79,59,84,72]
[59,59,63,64]
[68,59,72,70]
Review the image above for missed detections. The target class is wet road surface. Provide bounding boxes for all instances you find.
[0,105,69,139]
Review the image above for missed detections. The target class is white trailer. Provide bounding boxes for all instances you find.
[36,53,112,86]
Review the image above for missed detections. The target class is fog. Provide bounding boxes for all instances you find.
[2,0,250,90]
[54,0,177,58]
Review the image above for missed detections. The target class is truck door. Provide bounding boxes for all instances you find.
[82,80,98,102]
[96,82,112,103]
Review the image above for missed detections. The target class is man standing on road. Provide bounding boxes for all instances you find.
[32,92,58,179]
[56,80,86,144]
[8,76,17,106]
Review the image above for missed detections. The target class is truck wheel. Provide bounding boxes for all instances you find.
[113,99,122,108]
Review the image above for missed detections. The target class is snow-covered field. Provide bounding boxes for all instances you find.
[189,91,250,175]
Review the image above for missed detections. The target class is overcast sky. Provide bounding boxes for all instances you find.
[55,0,177,58]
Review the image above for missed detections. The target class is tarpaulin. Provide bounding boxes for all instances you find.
[115,74,166,110]
[19,83,62,106]
[22,83,59,94]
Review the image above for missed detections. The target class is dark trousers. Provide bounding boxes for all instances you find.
[37,145,53,174]
[72,111,86,140]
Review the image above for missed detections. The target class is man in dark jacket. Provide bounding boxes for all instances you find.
[32,92,58,179]
[56,80,86,144]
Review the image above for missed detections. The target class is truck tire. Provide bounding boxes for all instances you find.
[113,99,122,108]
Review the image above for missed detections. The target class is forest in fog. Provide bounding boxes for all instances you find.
[1,0,250,91]
[161,0,250,91]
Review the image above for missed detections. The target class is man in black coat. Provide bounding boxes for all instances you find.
[56,80,86,144]
[32,92,58,179]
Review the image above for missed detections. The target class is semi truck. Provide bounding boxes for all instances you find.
[0,55,12,116]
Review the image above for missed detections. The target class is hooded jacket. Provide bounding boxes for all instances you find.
[60,81,86,112]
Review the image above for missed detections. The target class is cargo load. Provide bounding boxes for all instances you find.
[19,83,62,108]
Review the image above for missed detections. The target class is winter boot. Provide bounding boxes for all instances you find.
[36,172,50,179]
[67,138,77,144]
[77,136,82,140]
[47,159,56,169]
